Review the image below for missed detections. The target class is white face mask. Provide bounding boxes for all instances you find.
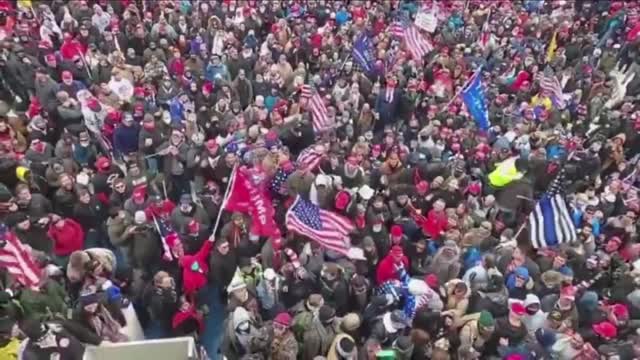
[372,224,382,232]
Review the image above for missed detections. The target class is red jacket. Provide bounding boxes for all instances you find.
[60,39,85,61]
[47,219,85,256]
[422,209,448,238]
[180,240,213,296]
[376,254,408,285]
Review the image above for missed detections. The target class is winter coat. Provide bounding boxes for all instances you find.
[209,247,238,290]
[170,206,210,234]
[20,322,87,360]
[303,319,338,360]
[376,254,409,285]
[124,225,161,271]
[179,240,213,296]
[15,226,51,254]
[72,199,106,231]
[144,284,179,333]
[106,214,131,250]
[47,218,85,256]
[18,280,69,322]
[34,77,59,112]
[271,330,299,360]
[455,312,492,357]
[319,277,350,317]
[444,279,471,320]
[158,140,190,176]
[66,248,116,282]
[256,277,283,313]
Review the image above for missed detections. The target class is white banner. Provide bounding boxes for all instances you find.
[415,12,438,33]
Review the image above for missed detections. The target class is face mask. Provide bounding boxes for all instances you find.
[372,224,382,232]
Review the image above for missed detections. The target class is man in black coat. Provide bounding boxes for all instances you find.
[208,238,238,298]
[19,318,92,360]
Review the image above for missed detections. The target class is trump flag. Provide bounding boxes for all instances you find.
[461,70,490,131]
[352,33,376,74]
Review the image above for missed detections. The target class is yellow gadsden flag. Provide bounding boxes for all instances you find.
[17,0,32,9]
[546,31,558,63]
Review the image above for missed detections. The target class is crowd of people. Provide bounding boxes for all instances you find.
[1,0,640,359]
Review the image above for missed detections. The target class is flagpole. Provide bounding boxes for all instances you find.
[444,67,482,108]
[509,150,577,247]
[210,164,238,239]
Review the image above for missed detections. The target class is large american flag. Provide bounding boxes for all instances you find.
[389,11,433,60]
[528,168,578,249]
[300,85,332,132]
[0,226,41,289]
[296,145,324,173]
[285,196,354,254]
[539,65,567,109]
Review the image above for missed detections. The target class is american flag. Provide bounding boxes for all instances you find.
[0,226,41,289]
[270,165,295,196]
[389,11,433,60]
[285,196,354,254]
[296,146,324,173]
[300,85,332,132]
[528,168,578,249]
[539,65,567,109]
[477,7,492,50]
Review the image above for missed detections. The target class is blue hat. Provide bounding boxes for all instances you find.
[225,142,239,154]
[557,266,574,277]
[514,266,530,281]
[535,328,557,349]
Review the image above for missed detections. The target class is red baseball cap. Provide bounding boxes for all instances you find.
[593,321,617,339]
[95,156,110,170]
[390,245,404,257]
[133,188,146,201]
[416,181,429,194]
[424,274,439,289]
[391,225,403,238]
[86,98,101,112]
[510,302,526,316]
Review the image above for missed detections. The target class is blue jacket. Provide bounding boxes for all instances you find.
[204,63,230,82]
[169,97,185,124]
[113,125,140,156]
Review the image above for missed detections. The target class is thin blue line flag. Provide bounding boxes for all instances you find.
[352,33,376,74]
[462,70,490,130]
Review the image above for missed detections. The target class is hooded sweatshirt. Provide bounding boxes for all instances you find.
[523,294,547,335]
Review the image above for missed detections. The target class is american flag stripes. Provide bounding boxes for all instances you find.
[296,146,324,173]
[300,85,332,132]
[529,169,578,249]
[0,228,41,289]
[404,25,433,60]
[389,12,433,60]
[478,7,492,50]
[539,66,567,109]
[285,196,354,254]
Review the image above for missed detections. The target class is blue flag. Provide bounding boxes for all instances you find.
[352,33,376,74]
[461,71,490,130]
